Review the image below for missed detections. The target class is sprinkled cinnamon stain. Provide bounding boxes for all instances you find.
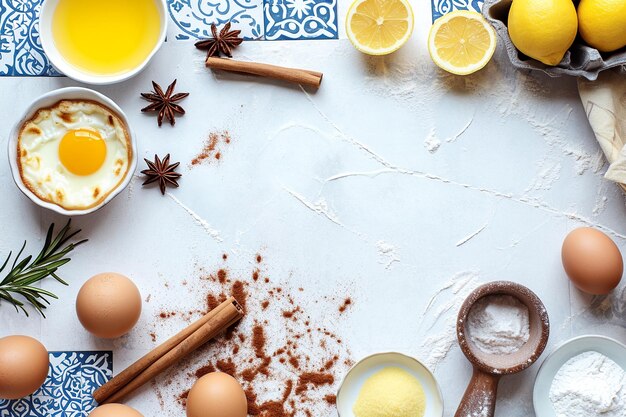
[149,252,353,417]
[190,131,231,167]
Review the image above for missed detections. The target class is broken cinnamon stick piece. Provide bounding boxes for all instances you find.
[206,57,323,88]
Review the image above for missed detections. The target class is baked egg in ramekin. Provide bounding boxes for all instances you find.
[8,88,137,215]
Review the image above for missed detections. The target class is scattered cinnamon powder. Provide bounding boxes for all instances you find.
[252,325,266,358]
[282,307,300,319]
[216,358,237,376]
[289,356,300,369]
[222,253,228,260]
[150,252,353,417]
[324,394,336,405]
[339,298,352,313]
[177,389,189,407]
[194,365,215,378]
[191,131,231,166]
[232,281,247,312]
[206,294,220,311]
[296,372,335,395]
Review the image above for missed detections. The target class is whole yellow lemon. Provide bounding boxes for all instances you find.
[508,0,578,66]
[578,0,626,52]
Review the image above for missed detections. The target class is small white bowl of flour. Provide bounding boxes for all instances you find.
[533,335,626,417]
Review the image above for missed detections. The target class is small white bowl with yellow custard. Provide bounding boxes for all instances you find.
[39,0,167,84]
[8,87,137,215]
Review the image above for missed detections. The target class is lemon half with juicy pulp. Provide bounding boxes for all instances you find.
[428,11,497,75]
[346,0,414,56]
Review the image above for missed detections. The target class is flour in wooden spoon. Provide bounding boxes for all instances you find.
[466,294,530,355]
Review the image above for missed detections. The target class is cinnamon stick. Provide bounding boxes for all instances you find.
[206,57,323,88]
[93,297,243,404]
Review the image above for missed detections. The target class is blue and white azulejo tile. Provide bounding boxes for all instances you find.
[431,0,484,22]
[264,0,338,40]
[0,351,113,417]
[0,0,339,76]
[167,0,264,40]
[0,0,59,76]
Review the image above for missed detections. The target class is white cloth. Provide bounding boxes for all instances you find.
[578,68,626,190]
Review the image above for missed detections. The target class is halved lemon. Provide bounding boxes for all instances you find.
[428,11,497,75]
[346,0,414,56]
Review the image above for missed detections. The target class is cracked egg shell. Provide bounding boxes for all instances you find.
[0,335,49,399]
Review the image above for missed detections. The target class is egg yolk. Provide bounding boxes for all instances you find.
[59,128,107,176]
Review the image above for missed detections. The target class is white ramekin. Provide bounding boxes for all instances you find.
[39,0,167,85]
[8,87,138,216]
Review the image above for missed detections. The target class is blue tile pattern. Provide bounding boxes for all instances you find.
[0,0,339,76]
[0,351,113,417]
[264,0,338,40]
[167,0,264,40]
[431,0,484,22]
[0,0,59,76]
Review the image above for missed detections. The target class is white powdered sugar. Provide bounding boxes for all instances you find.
[549,351,626,417]
[466,294,530,355]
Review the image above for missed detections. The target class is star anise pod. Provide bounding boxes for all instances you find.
[195,23,243,58]
[141,80,189,127]
[141,154,182,195]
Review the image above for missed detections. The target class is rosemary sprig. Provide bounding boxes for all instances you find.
[0,220,87,317]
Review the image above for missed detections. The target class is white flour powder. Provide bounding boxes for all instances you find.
[466,294,530,354]
[549,351,626,417]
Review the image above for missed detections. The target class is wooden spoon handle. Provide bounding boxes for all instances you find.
[454,368,501,417]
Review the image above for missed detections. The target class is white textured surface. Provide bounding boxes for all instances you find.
[1,2,626,416]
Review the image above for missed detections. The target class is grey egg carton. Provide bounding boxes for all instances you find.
[482,0,626,80]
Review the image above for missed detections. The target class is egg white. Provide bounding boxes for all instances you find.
[17,100,131,210]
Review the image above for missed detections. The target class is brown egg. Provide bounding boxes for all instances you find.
[187,372,247,417]
[562,227,623,295]
[76,272,142,338]
[88,403,143,417]
[0,335,49,399]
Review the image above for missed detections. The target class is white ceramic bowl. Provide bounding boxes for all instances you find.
[39,0,167,85]
[8,87,138,216]
[336,352,444,417]
[533,335,626,417]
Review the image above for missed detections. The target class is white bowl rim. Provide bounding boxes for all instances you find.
[532,334,626,417]
[38,0,168,85]
[336,351,444,417]
[7,87,138,216]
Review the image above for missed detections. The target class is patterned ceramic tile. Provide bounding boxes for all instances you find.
[0,0,339,76]
[0,351,113,417]
[431,0,484,22]
[264,0,338,40]
[0,0,59,76]
[167,0,264,40]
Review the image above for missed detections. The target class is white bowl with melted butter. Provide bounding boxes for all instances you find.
[8,87,137,215]
[39,0,167,85]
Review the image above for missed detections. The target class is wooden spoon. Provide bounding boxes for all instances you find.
[454,281,550,417]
